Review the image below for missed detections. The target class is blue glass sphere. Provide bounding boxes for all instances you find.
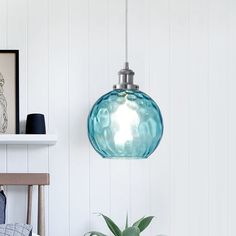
[88,89,163,159]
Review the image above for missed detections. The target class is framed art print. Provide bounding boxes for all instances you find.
[0,50,19,134]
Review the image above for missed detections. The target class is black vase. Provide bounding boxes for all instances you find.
[26,113,46,134]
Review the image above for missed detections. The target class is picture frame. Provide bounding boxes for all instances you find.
[0,50,19,134]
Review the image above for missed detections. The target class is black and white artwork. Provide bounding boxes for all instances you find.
[0,50,19,134]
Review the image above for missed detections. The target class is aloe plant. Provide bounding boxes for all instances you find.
[84,214,155,236]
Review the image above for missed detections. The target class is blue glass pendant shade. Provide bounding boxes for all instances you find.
[88,89,163,159]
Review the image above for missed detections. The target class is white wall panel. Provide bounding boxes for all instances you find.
[6,0,28,225]
[0,0,7,173]
[169,0,189,235]
[0,0,235,236]
[149,0,171,234]
[227,1,236,235]
[0,0,7,48]
[229,1,236,236]
[209,0,229,235]
[69,0,90,236]
[48,0,70,235]
[89,0,110,234]
[27,0,49,233]
[6,145,27,223]
[188,0,209,235]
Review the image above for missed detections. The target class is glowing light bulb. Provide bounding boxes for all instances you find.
[111,102,140,146]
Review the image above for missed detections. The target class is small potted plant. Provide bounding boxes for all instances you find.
[84,214,155,236]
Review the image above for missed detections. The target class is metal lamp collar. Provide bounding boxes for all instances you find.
[113,62,139,90]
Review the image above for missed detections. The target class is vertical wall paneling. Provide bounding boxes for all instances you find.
[209,0,229,235]
[149,0,171,234]
[7,0,28,132]
[169,0,189,235]
[6,0,28,224]
[27,0,49,233]
[89,0,110,233]
[188,0,209,235]
[228,0,236,234]
[0,146,6,172]
[129,0,147,90]
[69,0,90,235]
[0,0,7,173]
[48,0,70,235]
[7,0,28,134]
[5,146,28,223]
[0,0,7,48]
[109,0,131,228]
[0,1,7,214]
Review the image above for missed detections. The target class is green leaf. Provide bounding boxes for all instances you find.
[84,232,107,236]
[132,216,145,228]
[125,213,128,229]
[133,216,154,232]
[122,226,140,236]
[100,214,122,236]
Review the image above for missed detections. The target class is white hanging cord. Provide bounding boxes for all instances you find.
[125,0,128,67]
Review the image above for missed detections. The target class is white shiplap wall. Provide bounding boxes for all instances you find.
[0,0,235,236]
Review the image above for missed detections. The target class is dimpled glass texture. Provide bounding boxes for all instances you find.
[88,89,163,159]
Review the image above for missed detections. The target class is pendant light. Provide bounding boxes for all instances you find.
[87,0,163,159]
